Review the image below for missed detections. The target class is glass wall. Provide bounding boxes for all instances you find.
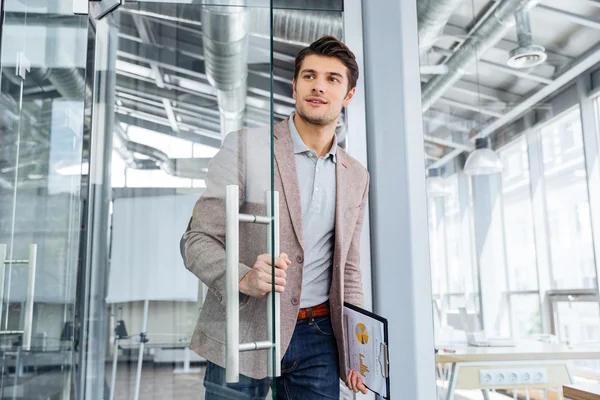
[83,2,350,400]
[0,1,89,398]
[418,0,600,398]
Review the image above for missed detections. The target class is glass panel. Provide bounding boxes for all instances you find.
[500,138,538,291]
[541,109,596,289]
[98,2,278,399]
[509,294,542,338]
[0,0,89,398]
[86,2,353,399]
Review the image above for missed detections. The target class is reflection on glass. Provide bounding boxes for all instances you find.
[0,0,89,398]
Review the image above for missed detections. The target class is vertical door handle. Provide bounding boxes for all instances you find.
[22,244,38,351]
[225,185,280,383]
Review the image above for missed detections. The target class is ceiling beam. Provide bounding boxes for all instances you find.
[437,97,504,118]
[450,79,521,103]
[537,4,600,31]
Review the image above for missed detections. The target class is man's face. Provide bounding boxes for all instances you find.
[293,54,356,126]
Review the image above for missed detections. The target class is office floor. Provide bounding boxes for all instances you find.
[106,362,206,400]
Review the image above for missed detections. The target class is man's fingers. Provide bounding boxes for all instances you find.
[256,254,289,271]
[280,253,292,265]
[352,371,361,392]
[258,270,286,287]
[275,257,289,271]
[257,280,285,295]
[357,378,368,394]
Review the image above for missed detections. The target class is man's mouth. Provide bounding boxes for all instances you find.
[306,97,327,105]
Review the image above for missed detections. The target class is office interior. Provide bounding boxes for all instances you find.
[0,0,600,399]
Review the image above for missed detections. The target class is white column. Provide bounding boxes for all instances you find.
[363,0,437,399]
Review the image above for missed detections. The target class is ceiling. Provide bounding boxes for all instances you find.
[1,0,600,188]
[419,0,600,169]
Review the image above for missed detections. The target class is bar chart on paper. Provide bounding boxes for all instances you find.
[344,303,390,398]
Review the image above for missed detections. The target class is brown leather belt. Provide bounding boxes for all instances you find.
[297,301,329,321]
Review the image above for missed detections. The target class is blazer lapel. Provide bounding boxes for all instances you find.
[274,119,304,250]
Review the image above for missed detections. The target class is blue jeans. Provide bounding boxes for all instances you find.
[204,315,340,400]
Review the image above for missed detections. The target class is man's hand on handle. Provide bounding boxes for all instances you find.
[346,370,368,395]
[239,253,291,298]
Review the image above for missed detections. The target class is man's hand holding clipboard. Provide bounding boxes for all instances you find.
[343,302,391,398]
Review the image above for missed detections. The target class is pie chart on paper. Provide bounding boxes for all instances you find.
[355,323,369,344]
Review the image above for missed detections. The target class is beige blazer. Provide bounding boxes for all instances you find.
[183,118,369,380]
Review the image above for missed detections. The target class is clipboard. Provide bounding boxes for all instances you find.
[343,302,391,399]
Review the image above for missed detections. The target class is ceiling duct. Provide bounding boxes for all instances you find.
[421,0,539,112]
[201,1,249,137]
[418,0,466,57]
[250,8,343,45]
[507,8,547,69]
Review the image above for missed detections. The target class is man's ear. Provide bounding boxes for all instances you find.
[292,80,297,100]
[342,87,356,107]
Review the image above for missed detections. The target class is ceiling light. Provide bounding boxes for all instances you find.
[507,9,547,69]
[507,44,547,69]
[427,168,449,198]
[464,138,503,176]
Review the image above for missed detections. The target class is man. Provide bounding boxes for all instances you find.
[184,36,369,399]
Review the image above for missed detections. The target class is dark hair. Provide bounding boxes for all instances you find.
[293,36,359,93]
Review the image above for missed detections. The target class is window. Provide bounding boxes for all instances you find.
[500,138,538,292]
[540,108,596,289]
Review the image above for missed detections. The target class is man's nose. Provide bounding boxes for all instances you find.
[312,80,326,94]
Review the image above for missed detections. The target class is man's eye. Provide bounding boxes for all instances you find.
[329,77,339,83]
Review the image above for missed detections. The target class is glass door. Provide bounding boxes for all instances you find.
[83,1,350,398]
[83,1,281,399]
[0,0,90,398]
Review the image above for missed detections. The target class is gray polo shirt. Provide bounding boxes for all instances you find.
[288,114,337,308]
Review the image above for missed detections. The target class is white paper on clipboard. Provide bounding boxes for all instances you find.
[343,304,388,398]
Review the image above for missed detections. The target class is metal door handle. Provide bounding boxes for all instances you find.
[226,185,281,383]
[23,244,37,351]
[0,244,37,351]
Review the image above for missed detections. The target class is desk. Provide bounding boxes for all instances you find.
[564,385,600,400]
[435,341,600,400]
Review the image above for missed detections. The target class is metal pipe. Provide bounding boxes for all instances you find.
[418,0,466,55]
[421,0,539,111]
[515,8,533,47]
[113,123,139,169]
[266,191,281,378]
[226,185,240,383]
[201,2,249,137]
[22,244,37,352]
